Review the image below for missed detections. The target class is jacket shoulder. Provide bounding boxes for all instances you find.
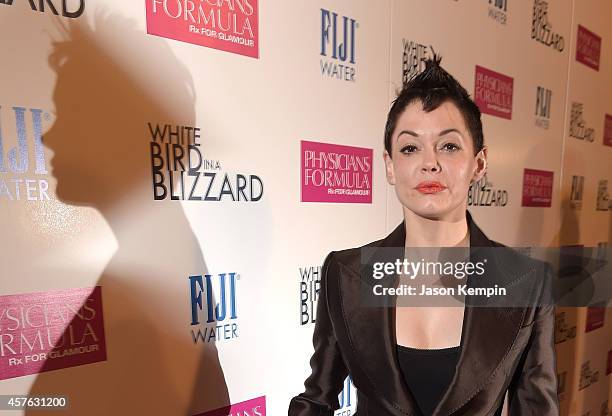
[487,239,551,292]
[326,236,386,274]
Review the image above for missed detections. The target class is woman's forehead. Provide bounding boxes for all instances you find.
[397,101,467,128]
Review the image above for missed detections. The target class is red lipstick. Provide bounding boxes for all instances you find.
[415,181,446,194]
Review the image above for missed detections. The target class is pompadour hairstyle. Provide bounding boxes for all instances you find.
[384,51,484,157]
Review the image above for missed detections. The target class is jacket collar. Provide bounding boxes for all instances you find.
[337,210,528,416]
[381,209,492,248]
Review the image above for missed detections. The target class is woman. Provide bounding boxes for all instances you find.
[288,55,559,416]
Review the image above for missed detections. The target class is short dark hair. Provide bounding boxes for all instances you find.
[384,52,484,157]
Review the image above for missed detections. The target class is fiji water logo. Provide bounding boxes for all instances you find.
[596,180,610,211]
[335,376,356,416]
[0,106,51,201]
[189,273,239,344]
[320,9,358,82]
[0,0,84,18]
[570,175,584,210]
[488,0,507,25]
[535,86,552,129]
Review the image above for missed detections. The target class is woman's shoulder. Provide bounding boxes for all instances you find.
[488,239,550,273]
[484,239,554,305]
[323,235,389,276]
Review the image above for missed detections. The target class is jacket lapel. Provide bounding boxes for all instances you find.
[433,211,527,416]
[337,221,418,414]
[337,210,527,416]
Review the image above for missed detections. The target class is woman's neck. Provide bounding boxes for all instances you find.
[403,208,469,247]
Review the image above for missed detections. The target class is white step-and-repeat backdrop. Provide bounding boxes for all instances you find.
[0,0,610,415]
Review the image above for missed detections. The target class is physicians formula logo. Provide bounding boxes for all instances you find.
[531,0,564,52]
[576,25,601,71]
[0,105,51,202]
[535,86,552,129]
[0,287,107,381]
[0,0,84,18]
[146,0,259,58]
[586,304,605,332]
[189,273,240,344]
[194,395,266,416]
[299,265,321,326]
[468,174,508,207]
[474,65,513,120]
[522,168,553,207]
[487,0,507,25]
[320,9,358,82]
[148,123,264,201]
[301,140,372,203]
[570,175,584,209]
[402,39,430,85]
[603,114,612,147]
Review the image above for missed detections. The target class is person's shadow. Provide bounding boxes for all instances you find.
[26,14,230,415]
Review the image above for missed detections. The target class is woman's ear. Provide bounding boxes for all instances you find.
[383,150,395,185]
[471,146,488,183]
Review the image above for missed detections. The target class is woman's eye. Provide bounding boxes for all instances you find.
[441,143,461,152]
[400,145,418,154]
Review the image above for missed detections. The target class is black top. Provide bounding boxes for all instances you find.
[396,344,462,416]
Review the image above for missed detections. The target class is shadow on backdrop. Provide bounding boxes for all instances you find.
[26,14,230,415]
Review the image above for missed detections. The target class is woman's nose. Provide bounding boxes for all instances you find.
[420,148,441,172]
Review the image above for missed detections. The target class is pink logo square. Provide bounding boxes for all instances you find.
[585,306,605,333]
[195,396,266,416]
[301,140,373,204]
[0,287,107,380]
[474,65,514,120]
[576,25,601,71]
[603,114,612,147]
[522,168,554,207]
[146,0,259,58]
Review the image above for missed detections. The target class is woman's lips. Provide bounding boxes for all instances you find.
[415,182,446,194]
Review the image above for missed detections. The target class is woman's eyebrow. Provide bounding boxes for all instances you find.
[396,128,463,140]
[396,130,418,140]
[439,128,463,137]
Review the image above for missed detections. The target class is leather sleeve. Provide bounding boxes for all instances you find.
[508,262,560,415]
[288,251,350,416]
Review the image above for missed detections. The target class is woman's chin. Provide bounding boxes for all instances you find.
[405,204,456,220]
